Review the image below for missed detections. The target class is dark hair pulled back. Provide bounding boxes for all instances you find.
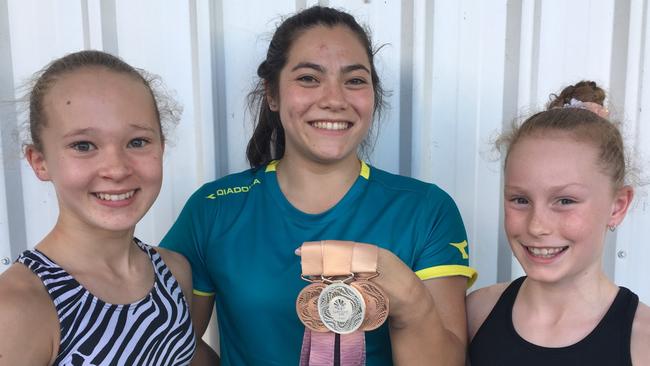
[246,6,386,168]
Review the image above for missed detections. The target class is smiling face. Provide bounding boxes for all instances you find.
[503,133,631,284]
[269,25,375,166]
[26,67,163,235]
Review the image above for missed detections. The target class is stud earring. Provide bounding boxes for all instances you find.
[608,224,617,232]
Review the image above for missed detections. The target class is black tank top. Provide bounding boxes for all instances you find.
[469,276,638,366]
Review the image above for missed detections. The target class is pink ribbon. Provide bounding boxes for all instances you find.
[300,330,366,366]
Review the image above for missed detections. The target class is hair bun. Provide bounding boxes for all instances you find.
[547,80,606,111]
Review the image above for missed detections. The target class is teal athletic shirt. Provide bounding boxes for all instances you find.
[160,161,477,365]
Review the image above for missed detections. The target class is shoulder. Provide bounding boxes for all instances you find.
[173,168,261,224]
[206,167,261,191]
[0,262,54,317]
[631,300,650,365]
[368,165,432,193]
[155,247,192,300]
[466,282,510,340]
[0,263,58,363]
[367,165,455,205]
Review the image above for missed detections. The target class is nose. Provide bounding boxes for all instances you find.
[318,81,348,111]
[98,147,132,181]
[527,206,552,237]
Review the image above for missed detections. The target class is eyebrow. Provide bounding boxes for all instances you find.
[62,123,157,138]
[504,183,588,192]
[62,127,95,138]
[291,62,370,74]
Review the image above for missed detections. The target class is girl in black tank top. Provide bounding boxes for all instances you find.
[466,81,650,365]
[470,276,639,365]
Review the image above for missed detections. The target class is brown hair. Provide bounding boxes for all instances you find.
[26,50,180,152]
[498,81,627,188]
[546,80,606,109]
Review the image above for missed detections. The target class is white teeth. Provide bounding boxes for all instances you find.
[526,246,566,258]
[311,121,350,130]
[95,190,135,201]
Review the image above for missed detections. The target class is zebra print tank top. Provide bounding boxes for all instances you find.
[17,239,196,365]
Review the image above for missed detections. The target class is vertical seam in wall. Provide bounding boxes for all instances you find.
[529,0,541,104]
[0,0,27,258]
[453,2,463,193]
[635,0,648,142]
[472,3,484,246]
[399,0,413,176]
[609,0,631,116]
[605,0,632,281]
[496,0,524,282]
[423,0,434,179]
[81,0,90,49]
[209,0,229,177]
[100,0,118,54]
[189,0,205,181]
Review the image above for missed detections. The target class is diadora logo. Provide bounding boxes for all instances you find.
[205,179,261,199]
[450,240,469,259]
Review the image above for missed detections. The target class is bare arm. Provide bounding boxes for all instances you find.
[191,294,220,366]
[389,276,467,366]
[0,264,58,366]
[632,301,650,365]
[373,249,467,366]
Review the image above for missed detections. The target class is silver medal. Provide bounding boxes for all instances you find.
[317,282,365,334]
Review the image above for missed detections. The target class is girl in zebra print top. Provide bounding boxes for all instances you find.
[0,50,196,365]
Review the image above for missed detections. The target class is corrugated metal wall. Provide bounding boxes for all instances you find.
[1,0,649,307]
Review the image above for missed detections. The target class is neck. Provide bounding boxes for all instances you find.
[36,217,138,271]
[519,271,618,317]
[275,154,362,214]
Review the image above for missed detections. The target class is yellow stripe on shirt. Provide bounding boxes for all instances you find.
[416,265,478,288]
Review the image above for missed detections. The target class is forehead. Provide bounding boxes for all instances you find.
[505,134,607,183]
[46,66,150,100]
[42,67,158,130]
[286,25,370,66]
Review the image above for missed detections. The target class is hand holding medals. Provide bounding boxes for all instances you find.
[296,241,389,334]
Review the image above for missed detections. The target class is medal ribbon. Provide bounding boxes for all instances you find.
[298,240,381,366]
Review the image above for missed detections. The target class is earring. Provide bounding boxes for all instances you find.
[608,224,617,232]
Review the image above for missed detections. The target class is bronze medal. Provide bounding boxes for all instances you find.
[296,282,328,332]
[351,280,389,331]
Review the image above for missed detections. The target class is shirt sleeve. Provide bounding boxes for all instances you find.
[413,185,477,287]
[160,185,216,296]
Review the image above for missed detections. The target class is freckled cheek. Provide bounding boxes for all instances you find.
[503,209,525,236]
[139,155,163,182]
[557,214,592,240]
[54,159,94,185]
[279,87,312,115]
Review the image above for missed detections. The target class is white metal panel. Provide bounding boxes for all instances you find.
[462,0,508,288]
[1,0,649,305]
[615,0,650,303]
[7,0,86,249]
[221,0,296,173]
